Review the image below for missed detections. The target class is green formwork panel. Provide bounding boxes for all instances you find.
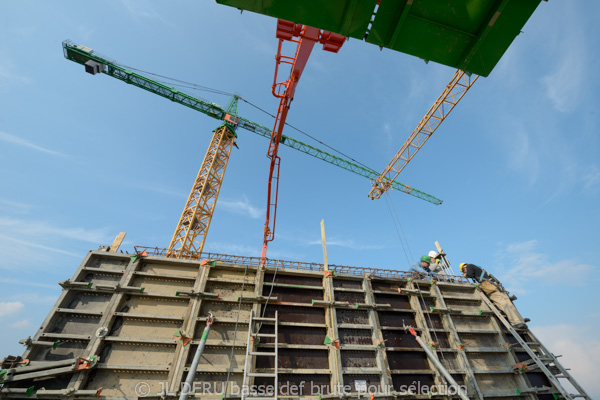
[216,0,378,40]
[216,0,543,77]
[367,0,543,76]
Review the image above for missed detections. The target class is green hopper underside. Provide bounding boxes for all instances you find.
[216,0,543,77]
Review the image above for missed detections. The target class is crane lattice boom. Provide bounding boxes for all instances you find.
[368,69,478,199]
[62,40,442,206]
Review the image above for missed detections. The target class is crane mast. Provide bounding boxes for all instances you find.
[167,97,239,258]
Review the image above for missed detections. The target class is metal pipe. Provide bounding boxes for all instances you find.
[179,313,214,400]
[406,326,469,400]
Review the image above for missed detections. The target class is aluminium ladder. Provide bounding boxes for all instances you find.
[242,310,279,400]
[478,293,591,400]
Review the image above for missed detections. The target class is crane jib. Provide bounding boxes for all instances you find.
[62,40,442,206]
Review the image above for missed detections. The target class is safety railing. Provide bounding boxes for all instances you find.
[133,246,468,283]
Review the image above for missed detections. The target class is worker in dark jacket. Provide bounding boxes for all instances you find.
[459,263,527,330]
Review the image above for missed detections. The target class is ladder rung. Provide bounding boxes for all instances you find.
[252,333,276,338]
[247,372,276,377]
[253,317,276,322]
[249,351,276,356]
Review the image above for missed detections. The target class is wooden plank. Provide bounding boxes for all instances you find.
[320,219,328,271]
[109,232,126,253]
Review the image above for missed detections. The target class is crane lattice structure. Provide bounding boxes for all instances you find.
[369,70,478,199]
[63,40,441,258]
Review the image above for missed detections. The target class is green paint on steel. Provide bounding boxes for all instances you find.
[201,329,209,341]
[216,0,543,77]
[216,0,377,40]
[62,41,442,206]
[368,0,543,76]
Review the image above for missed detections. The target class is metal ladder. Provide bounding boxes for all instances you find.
[478,293,591,399]
[242,310,278,400]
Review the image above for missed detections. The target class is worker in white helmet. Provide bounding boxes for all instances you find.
[427,250,446,274]
[459,263,527,330]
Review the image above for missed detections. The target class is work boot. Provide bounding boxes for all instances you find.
[513,323,528,330]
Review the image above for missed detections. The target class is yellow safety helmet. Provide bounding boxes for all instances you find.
[459,263,468,272]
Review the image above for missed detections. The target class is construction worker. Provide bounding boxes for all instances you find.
[427,250,446,274]
[409,255,437,279]
[459,263,527,330]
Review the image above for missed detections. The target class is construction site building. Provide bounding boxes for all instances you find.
[0,246,582,399]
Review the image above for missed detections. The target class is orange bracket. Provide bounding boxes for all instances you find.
[75,356,98,370]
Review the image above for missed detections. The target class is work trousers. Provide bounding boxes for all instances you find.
[480,280,524,326]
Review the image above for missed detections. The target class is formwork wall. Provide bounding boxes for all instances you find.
[1,250,557,399]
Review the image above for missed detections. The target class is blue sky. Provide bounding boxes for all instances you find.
[1,1,599,396]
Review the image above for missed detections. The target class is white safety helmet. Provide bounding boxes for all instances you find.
[428,251,439,259]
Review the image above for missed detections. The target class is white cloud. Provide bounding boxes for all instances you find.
[533,324,600,399]
[497,240,595,293]
[0,198,33,214]
[0,278,59,290]
[0,217,112,244]
[0,131,67,157]
[0,51,31,90]
[540,8,586,113]
[121,0,160,18]
[10,26,37,38]
[219,195,263,219]
[505,125,539,185]
[0,234,82,259]
[582,165,600,191]
[382,122,393,145]
[120,0,175,27]
[0,302,24,317]
[10,319,32,329]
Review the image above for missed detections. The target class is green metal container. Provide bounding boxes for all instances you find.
[216,0,543,77]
